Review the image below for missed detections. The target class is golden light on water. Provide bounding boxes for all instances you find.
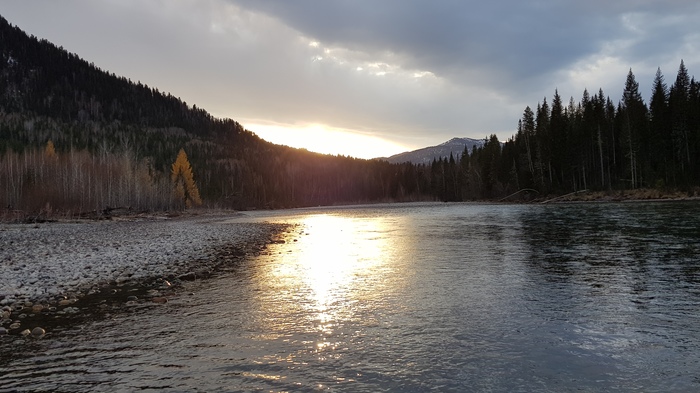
[253,213,404,348]
[299,215,385,312]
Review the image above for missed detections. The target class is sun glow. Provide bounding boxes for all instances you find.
[267,214,393,325]
[244,122,409,159]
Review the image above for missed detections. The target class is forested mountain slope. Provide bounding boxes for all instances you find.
[1,14,698,215]
[0,16,428,212]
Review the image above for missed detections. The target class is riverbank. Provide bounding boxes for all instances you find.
[537,187,700,203]
[0,211,291,337]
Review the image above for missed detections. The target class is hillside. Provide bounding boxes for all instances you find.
[0,15,431,213]
[2,13,698,213]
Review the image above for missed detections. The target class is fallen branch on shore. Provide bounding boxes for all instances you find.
[498,188,540,202]
[541,190,589,204]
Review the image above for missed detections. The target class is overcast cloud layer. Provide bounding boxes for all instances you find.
[2,1,699,156]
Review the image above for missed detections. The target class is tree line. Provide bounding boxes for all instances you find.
[0,15,430,215]
[1,14,699,217]
[431,61,700,201]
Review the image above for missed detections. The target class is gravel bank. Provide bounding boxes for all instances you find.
[0,212,287,309]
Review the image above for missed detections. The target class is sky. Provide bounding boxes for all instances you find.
[2,1,699,158]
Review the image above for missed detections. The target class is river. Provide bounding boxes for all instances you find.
[1,202,699,392]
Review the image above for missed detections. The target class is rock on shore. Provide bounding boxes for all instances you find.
[0,212,285,307]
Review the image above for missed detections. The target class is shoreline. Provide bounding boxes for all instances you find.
[0,211,292,337]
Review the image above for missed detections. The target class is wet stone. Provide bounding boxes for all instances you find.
[31,327,45,338]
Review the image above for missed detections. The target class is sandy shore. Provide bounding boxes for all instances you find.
[0,211,287,314]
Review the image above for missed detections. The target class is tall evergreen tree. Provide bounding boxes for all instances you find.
[521,107,536,178]
[670,60,692,177]
[549,90,568,189]
[620,69,648,188]
[649,67,671,185]
[535,99,551,190]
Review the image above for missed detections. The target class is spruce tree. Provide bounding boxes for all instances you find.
[620,69,647,188]
[670,60,691,173]
[649,68,670,185]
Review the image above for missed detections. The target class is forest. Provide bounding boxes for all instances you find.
[0,15,428,216]
[432,61,700,202]
[1,14,699,217]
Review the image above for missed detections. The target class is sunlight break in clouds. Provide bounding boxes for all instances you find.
[3,0,700,157]
[245,122,410,159]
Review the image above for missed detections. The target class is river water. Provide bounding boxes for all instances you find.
[1,202,700,392]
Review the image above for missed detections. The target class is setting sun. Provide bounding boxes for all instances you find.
[244,122,410,159]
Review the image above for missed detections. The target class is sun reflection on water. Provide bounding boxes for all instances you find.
[300,215,385,310]
[254,212,400,362]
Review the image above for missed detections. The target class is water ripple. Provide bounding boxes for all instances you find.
[2,202,700,392]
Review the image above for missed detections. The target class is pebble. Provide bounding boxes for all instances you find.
[0,217,289,329]
[0,327,7,335]
[31,327,45,338]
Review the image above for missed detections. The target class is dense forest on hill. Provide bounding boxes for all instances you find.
[0,16,429,215]
[1,14,699,217]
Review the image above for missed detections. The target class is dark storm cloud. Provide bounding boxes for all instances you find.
[233,0,700,89]
[1,1,699,153]
[233,1,607,83]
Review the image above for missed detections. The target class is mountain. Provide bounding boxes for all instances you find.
[0,15,433,211]
[383,137,485,164]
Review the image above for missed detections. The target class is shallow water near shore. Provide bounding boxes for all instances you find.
[1,201,700,392]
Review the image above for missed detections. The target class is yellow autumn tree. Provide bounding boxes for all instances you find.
[45,140,57,159]
[171,148,202,208]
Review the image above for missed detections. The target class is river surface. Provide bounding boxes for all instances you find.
[2,202,700,392]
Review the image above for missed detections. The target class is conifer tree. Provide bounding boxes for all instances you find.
[670,60,691,171]
[620,69,647,188]
[171,148,202,208]
[649,68,670,184]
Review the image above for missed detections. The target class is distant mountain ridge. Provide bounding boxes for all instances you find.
[382,137,485,164]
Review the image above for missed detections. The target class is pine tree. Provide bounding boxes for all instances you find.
[649,68,670,185]
[620,69,647,188]
[549,90,568,188]
[171,148,202,208]
[670,60,691,174]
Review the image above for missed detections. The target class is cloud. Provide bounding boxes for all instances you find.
[2,0,699,154]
